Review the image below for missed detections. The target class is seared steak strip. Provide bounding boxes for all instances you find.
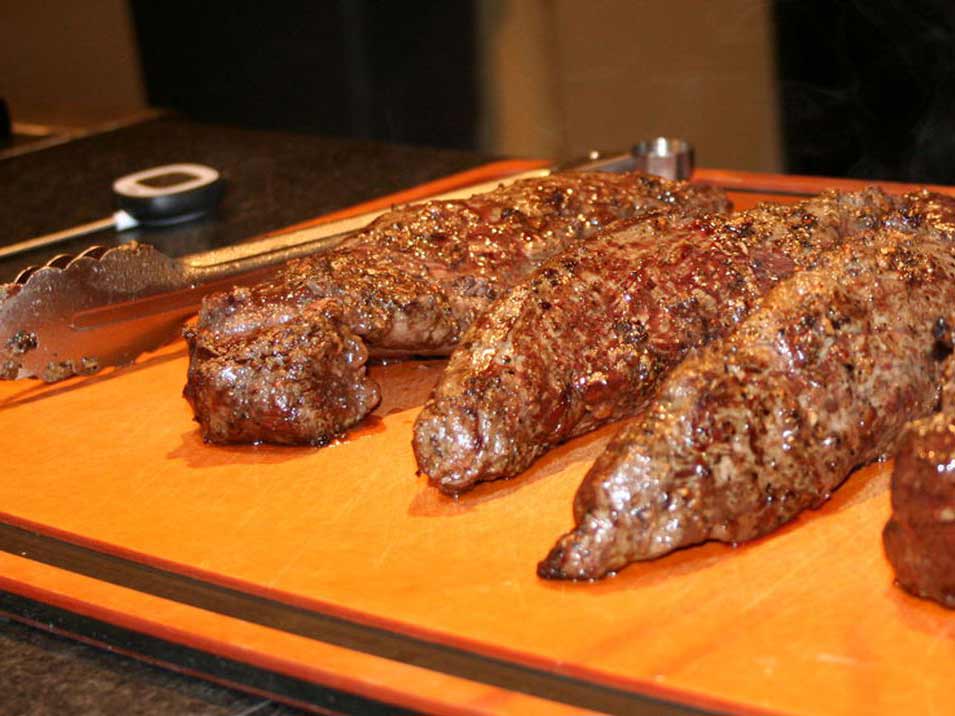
[184,172,728,445]
[541,201,955,580]
[415,188,910,495]
[883,400,955,608]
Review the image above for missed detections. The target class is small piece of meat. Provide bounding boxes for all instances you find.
[183,302,377,445]
[540,221,955,580]
[884,410,955,608]
[414,188,919,496]
[184,172,729,445]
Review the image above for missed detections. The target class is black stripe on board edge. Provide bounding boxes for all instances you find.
[0,521,721,716]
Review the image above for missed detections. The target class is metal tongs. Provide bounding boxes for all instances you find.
[0,141,694,382]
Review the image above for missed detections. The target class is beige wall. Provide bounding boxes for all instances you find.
[0,0,147,127]
[479,0,783,172]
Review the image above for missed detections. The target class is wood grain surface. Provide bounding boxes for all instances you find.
[2,171,954,716]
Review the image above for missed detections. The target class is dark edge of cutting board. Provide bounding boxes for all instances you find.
[0,590,416,716]
[0,522,725,716]
[0,590,421,716]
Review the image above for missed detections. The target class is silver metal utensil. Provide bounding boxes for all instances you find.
[632,137,695,180]
[0,146,678,382]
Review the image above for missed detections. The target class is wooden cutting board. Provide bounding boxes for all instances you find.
[2,166,954,716]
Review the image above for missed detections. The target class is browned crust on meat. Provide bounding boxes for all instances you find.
[184,172,729,444]
[541,218,955,580]
[414,188,913,495]
[884,410,955,608]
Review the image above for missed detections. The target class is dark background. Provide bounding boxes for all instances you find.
[773,0,955,182]
[130,1,480,150]
[129,0,955,183]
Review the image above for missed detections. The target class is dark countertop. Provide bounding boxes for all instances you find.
[0,117,489,715]
[0,617,302,716]
[1,116,488,280]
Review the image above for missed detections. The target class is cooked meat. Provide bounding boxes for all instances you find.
[183,172,729,445]
[884,409,955,608]
[540,210,955,580]
[414,188,913,496]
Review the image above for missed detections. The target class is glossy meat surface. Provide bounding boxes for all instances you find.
[884,410,955,608]
[541,214,955,580]
[414,188,908,495]
[184,172,729,445]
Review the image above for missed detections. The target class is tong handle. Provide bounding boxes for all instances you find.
[178,152,641,282]
[182,209,382,277]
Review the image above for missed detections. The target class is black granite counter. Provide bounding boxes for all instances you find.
[1,116,488,280]
[0,617,302,716]
[0,117,489,715]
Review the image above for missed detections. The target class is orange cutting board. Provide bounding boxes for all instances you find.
[2,167,955,716]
